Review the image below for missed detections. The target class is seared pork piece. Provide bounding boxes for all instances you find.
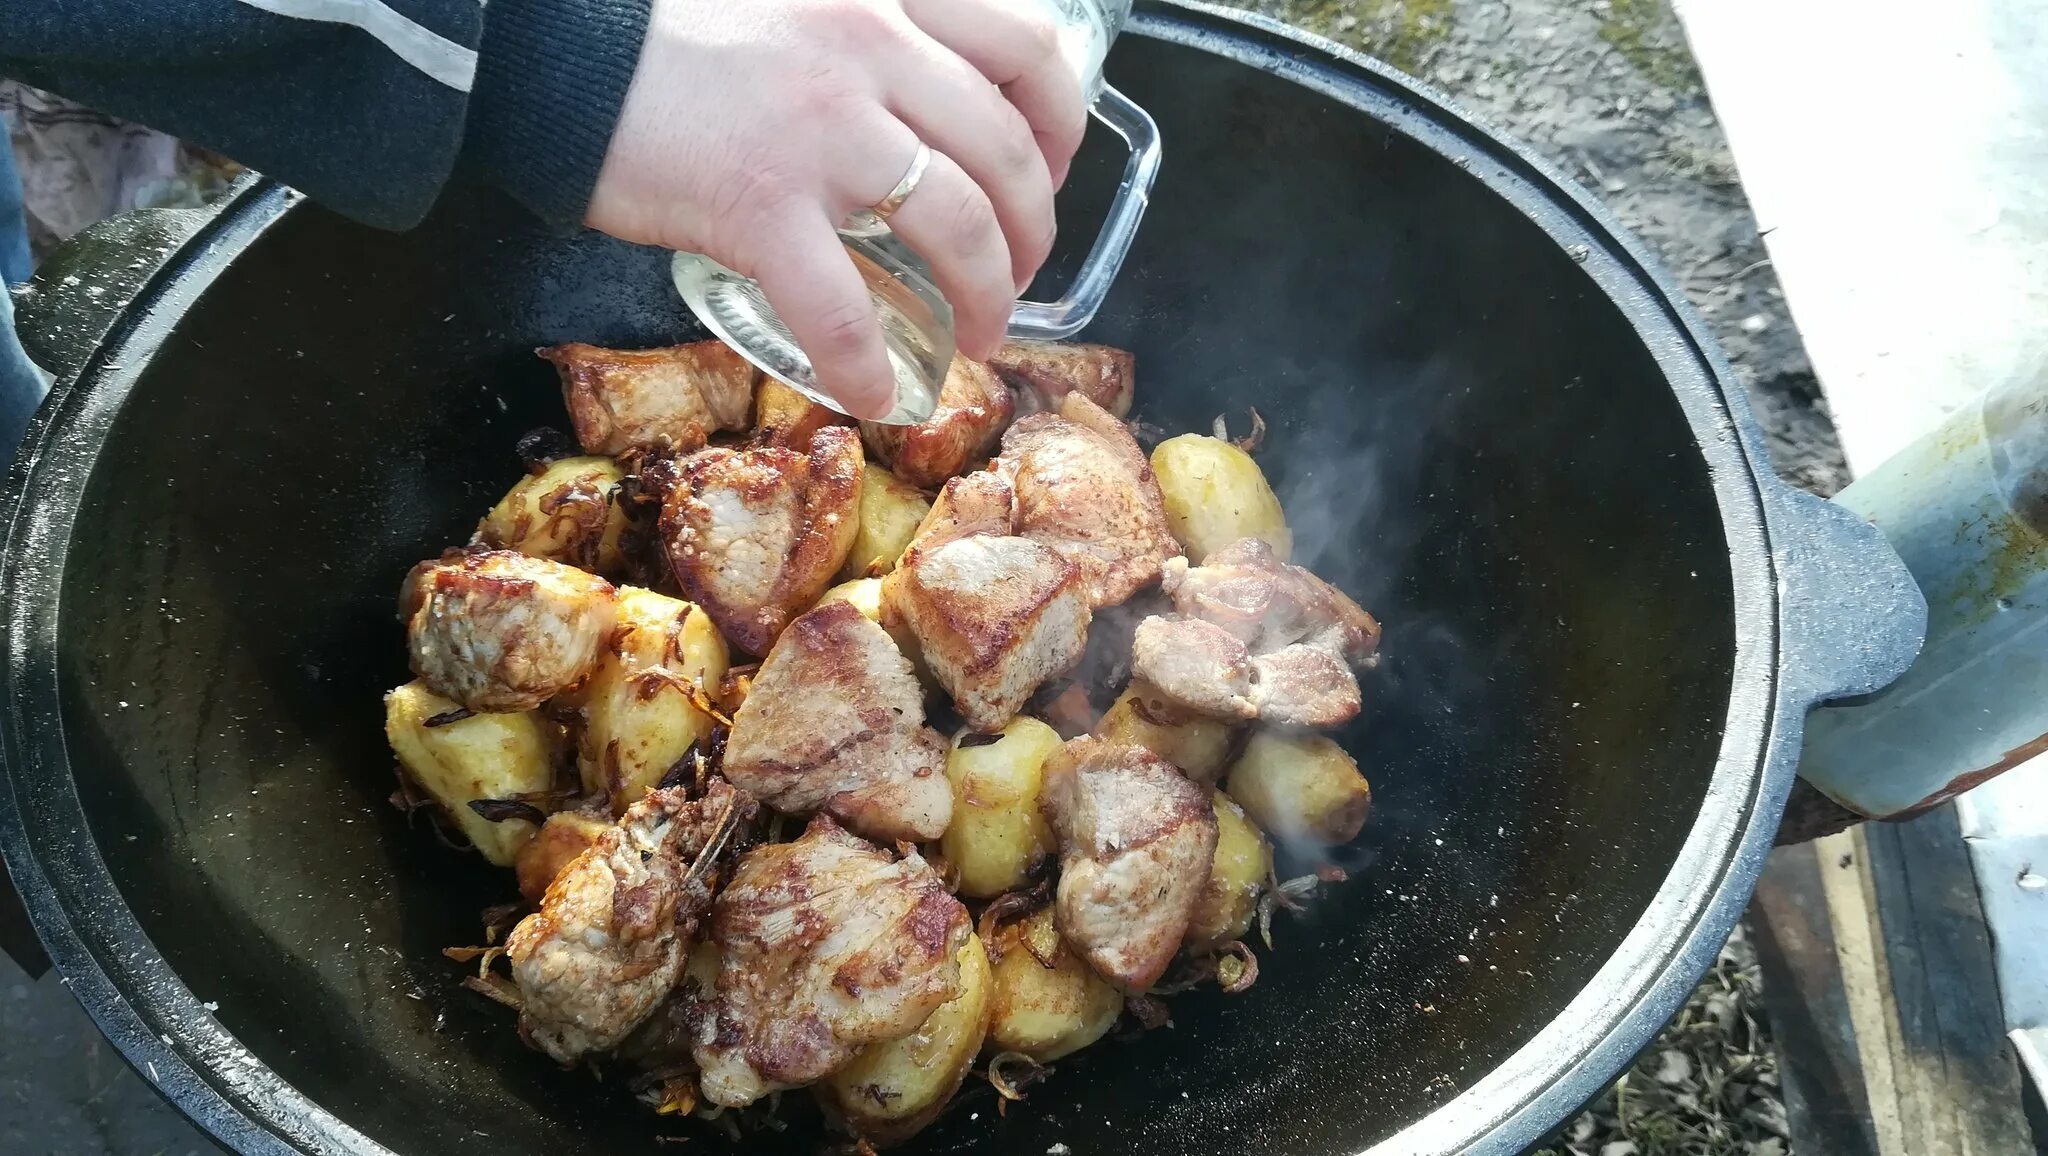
[661,425,862,655]
[1039,737,1218,990]
[722,601,951,841]
[402,549,616,712]
[1129,538,1381,728]
[693,816,971,1107]
[906,471,1017,555]
[860,356,1014,487]
[993,393,1179,609]
[884,533,1091,732]
[754,378,851,448]
[1130,615,1361,728]
[988,340,1135,418]
[540,341,756,456]
[507,780,754,1064]
[1164,537,1380,661]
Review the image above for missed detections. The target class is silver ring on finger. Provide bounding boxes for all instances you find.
[840,143,934,239]
[869,142,933,220]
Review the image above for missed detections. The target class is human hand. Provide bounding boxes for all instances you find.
[586,0,1087,419]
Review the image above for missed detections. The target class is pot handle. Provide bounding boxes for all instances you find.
[1765,482,1926,709]
[11,205,214,387]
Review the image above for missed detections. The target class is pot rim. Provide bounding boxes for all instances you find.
[0,5,1794,1154]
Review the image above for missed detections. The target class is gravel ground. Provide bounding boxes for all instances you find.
[1212,1,1816,1152]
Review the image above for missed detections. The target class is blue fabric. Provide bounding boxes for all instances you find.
[0,139,29,287]
[0,284,49,459]
[0,142,49,456]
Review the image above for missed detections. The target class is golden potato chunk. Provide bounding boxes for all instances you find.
[1150,434,1292,563]
[817,935,992,1147]
[575,587,729,814]
[1226,730,1371,845]
[755,378,850,448]
[941,718,1061,899]
[385,680,558,865]
[843,462,933,579]
[515,811,611,904]
[985,907,1123,1061]
[1093,679,1238,785]
[1186,791,1273,949]
[815,576,884,622]
[475,455,629,574]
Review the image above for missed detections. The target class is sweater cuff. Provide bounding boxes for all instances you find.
[464,0,653,230]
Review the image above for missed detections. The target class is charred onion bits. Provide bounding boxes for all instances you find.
[379,337,1388,1147]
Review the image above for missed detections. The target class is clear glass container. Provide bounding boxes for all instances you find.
[671,0,1157,425]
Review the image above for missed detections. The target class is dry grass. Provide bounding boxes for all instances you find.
[1537,924,1789,1156]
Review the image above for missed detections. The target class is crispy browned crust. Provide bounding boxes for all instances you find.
[1040,737,1217,990]
[1133,540,1381,727]
[859,356,1015,487]
[695,815,970,1104]
[722,601,952,841]
[660,426,863,655]
[901,471,1017,562]
[753,378,852,448]
[403,548,617,712]
[1166,538,1382,663]
[1129,614,1260,721]
[987,341,1136,418]
[506,780,757,1063]
[993,392,1180,609]
[540,341,757,456]
[884,534,1091,731]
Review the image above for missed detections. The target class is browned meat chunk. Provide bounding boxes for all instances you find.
[541,341,756,456]
[1129,538,1380,728]
[506,780,754,1064]
[722,601,951,841]
[909,471,1017,551]
[860,356,1014,487]
[884,533,1091,731]
[661,426,862,655]
[401,548,616,712]
[693,816,970,1107]
[993,393,1179,609]
[988,340,1135,418]
[1039,737,1217,990]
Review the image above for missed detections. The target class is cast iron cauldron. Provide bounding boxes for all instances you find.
[0,4,1923,1154]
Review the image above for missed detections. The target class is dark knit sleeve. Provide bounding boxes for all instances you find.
[462,0,655,231]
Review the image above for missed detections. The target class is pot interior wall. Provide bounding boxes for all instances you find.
[48,32,1735,1156]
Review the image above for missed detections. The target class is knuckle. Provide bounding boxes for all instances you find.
[945,190,998,257]
[810,298,877,362]
[994,103,1042,176]
[817,0,897,52]
[791,63,859,123]
[1016,13,1061,64]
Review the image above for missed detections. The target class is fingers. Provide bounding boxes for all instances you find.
[879,148,1014,360]
[899,0,1089,182]
[886,31,1057,290]
[742,207,898,420]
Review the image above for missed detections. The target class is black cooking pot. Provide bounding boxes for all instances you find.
[0,5,1922,1154]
